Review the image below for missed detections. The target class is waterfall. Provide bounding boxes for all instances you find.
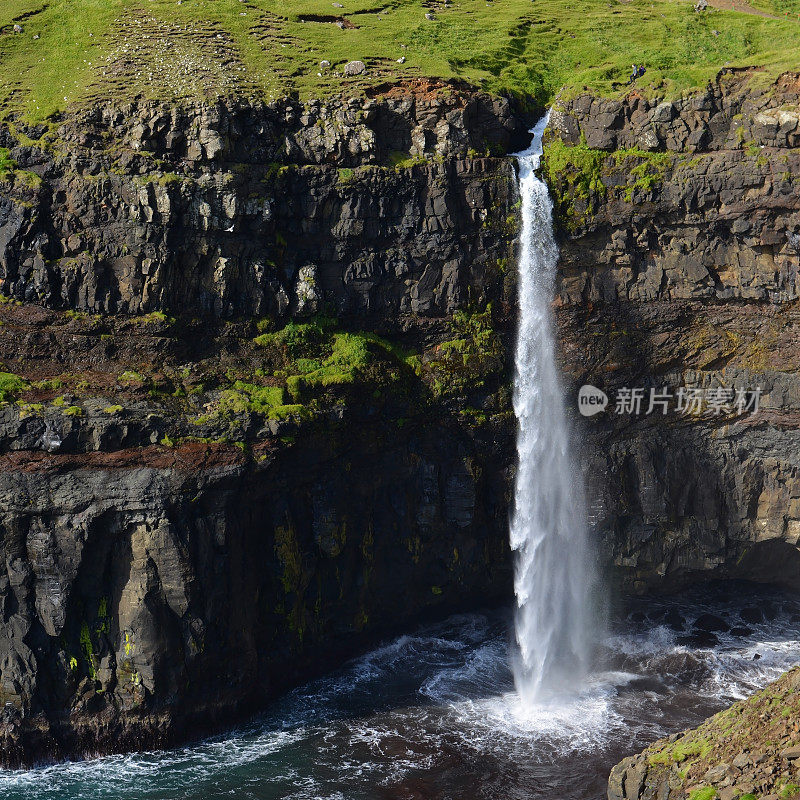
[509,114,597,707]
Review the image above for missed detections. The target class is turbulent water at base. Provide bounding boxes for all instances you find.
[3,583,800,800]
[509,115,597,705]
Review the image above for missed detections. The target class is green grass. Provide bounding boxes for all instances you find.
[0,147,16,180]
[543,139,680,226]
[649,735,713,765]
[688,788,717,800]
[1,0,799,121]
[0,372,29,402]
[291,332,375,391]
[218,382,287,416]
[255,317,336,359]
[542,137,607,200]
[256,318,419,401]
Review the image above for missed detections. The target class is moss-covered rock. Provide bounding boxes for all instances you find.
[609,668,800,800]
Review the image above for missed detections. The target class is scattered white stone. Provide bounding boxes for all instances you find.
[33,33,40,40]
[13,24,23,34]
[295,266,320,315]
[344,60,366,76]
[425,12,435,20]
[333,2,344,6]
[397,56,406,64]
[320,60,331,68]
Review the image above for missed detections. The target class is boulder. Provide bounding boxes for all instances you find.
[740,607,763,624]
[343,60,366,76]
[693,613,730,633]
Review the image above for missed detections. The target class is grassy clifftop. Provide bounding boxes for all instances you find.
[0,0,799,121]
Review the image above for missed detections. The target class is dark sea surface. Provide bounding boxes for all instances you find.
[3,582,799,800]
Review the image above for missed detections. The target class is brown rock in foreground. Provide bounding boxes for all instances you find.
[608,667,800,800]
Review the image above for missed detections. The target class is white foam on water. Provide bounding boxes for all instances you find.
[2,598,799,800]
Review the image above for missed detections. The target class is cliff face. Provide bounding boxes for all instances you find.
[0,422,512,763]
[0,69,799,764]
[547,69,800,593]
[0,82,522,319]
[0,81,523,763]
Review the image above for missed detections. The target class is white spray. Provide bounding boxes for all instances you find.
[509,114,597,707]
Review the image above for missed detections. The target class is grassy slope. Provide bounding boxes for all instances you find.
[0,0,798,120]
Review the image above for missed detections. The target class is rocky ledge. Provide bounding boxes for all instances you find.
[608,667,800,800]
[0,80,527,318]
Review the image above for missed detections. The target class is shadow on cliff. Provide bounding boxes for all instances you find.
[559,296,799,603]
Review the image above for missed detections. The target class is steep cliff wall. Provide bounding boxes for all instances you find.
[0,82,523,318]
[1,69,800,764]
[0,82,524,763]
[546,69,800,593]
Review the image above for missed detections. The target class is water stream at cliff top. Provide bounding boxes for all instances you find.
[509,115,598,705]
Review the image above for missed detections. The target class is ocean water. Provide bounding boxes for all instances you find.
[2,582,799,800]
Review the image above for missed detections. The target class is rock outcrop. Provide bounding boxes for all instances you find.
[546,69,800,593]
[608,667,800,800]
[547,70,800,305]
[0,81,524,318]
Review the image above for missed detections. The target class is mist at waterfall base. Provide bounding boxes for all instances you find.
[509,116,599,707]
[4,586,800,800]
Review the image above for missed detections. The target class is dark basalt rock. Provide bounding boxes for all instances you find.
[676,631,720,648]
[0,86,525,320]
[0,420,515,766]
[693,614,730,633]
[740,607,764,624]
[663,609,686,632]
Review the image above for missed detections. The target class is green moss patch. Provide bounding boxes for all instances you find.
[426,305,504,398]
[0,372,29,402]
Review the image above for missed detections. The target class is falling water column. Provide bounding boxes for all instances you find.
[509,115,597,707]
